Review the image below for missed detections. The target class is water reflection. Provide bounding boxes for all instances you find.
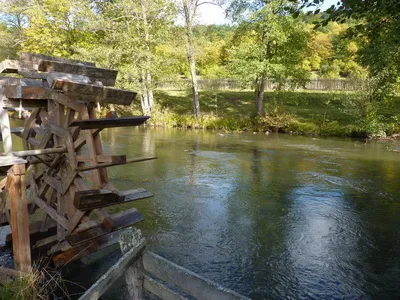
[99,128,400,299]
[3,125,399,299]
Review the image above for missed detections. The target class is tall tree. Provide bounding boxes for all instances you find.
[77,0,176,115]
[181,0,200,118]
[227,0,310,116]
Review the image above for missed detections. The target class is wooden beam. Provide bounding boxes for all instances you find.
[7,164,32,273]
[78,237,145,300]
[76,155,126,164]
[69,116,149,129]
[144,275,189,300]
[4,86,51,100]
[38,60,117,86]
[1,147,66,158]
[0,93,13,155]
[47,71,92,89]
[75,156,157,172]
[66,208,144,246]
[74,189,122,211]
[52,228,131,267]
[0,59,36,73]
[143,252,251,300]
[20,52,96,67]
[33,195,70,230]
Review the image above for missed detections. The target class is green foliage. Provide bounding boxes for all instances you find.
[227,0,311,101]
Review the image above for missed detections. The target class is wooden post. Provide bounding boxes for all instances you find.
[78,228,146,300]
[119,228,145,300]
[7,164,32,272]
[0,90,13,156]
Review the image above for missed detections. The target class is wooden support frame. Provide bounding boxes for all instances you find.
[7,164,32,273]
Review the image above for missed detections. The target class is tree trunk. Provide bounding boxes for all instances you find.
[136,0,154,116]
[255,77,265,117]
[183,1,200,118]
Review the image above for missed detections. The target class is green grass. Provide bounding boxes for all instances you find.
[120,89,400,138]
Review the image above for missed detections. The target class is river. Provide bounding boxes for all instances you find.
[3,126,400,299]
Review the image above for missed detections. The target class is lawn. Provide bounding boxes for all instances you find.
[127,89,400,137]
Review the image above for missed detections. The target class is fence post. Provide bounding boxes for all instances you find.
[120,228,145,300]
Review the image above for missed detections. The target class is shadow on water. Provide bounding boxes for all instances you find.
[3,126,400,299]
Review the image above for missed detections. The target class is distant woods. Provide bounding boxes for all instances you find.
[0,0,398,117]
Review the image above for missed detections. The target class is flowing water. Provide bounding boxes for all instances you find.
[3,126,400,299]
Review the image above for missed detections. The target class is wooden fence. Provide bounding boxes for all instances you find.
[79,228,250,300]
[157,78,364,91]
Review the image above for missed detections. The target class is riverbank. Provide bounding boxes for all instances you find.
[116,90,400,138]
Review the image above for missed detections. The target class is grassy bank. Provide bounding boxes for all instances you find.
[118,90,400,138]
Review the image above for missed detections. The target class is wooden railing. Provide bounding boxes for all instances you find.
[79,228,250,300]
[157,78,364,91]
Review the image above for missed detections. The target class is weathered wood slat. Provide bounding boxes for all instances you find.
[8,164,32,272]
[1,147,66,158]
[20,52,95,67]
[69,116,149,129]
[47,71,92,89]
[18,70,48,79]
[0,59,36,73]
[4,86,51,100]
[74,189,122,211]
[33,195,70,230]
[76,155,126,164]
[0,77,44,86]
[0,157,27,168]
[66,208,144,246]
[38,60,117,86]
[75,156,156,172]
[51,81,136,105]
[78,240,146,300]
[144,275,189,300]
[73,188,152,211]
[52,228,131,266]
[143,252,251,300]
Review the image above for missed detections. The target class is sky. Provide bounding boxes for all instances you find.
[196,0,339,25]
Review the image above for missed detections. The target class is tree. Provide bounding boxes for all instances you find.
[298,0,400,97]
[76,0,176,115]
[227,0,310,116]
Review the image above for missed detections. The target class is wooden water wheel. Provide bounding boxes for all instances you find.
[0,53,155,270]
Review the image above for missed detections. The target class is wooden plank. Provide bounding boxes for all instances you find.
[76,155,126,164]
[33,195,70,230]
[78,240,146,300]
[144,275,189,300]
[0,93,13,155]
[59,84,135,105]
[0,77,44,86]
[72,187,152,211]
[75,156,157,172]
[74,189,122,211]
[0,59,36,73]
[4,85,52,100]
[18,70,47,79]
[52,227,130,266]
[51,93,85,111]
[22,107,41,140]
[38,60,117,86]
[7,164,32,272]
[20,52,96,67]
[69,116,149,129]
[143,252,251,300]
[42,174,63,194]
[73,128,102,151]
[66,208,144,246]
[121,188,153,202]
[0,157,27,168]
[2,147,66,157]
[47,71,92,89]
